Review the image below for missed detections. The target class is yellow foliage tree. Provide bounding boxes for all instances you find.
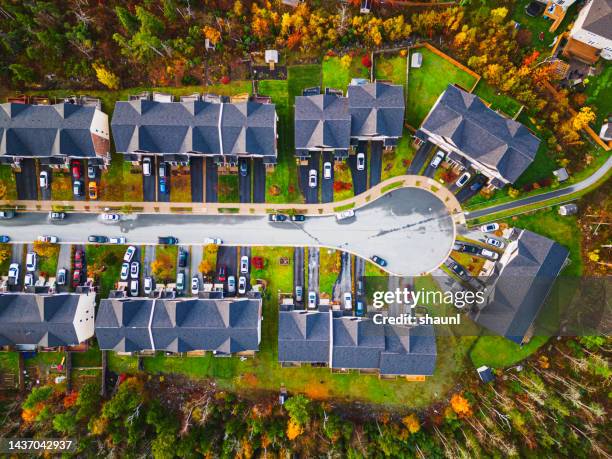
[203,26,221,45]
[287,419,303,440]
[232,0,243,16]
[572,107,596,131]
[0,245,10,264]
[401,413,421,434]
[490,7,508,22]
[199,259,214,275]
[33,240,57,258]
[92,63,120,90]
[450,393,473,417]
[340,54,352,69]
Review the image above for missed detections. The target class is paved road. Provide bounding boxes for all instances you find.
[239,159,251,203]
[321,152,334,203]
[252,159,266,203]
[407,141,433,175]
[349,142,368,195]
[0,187,455,276]
[15,158,37,200]
[370,141,383,187]
[308,247,319,297]
[205,158,218,203]
[293,247,305,307]
[190,157,204,202]
[466,154,612,220]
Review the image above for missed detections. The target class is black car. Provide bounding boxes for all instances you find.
[88,235,109,243]
[460,244,480,255]
[239,159,248,177]
[268,213,287,222]
[290,214,306,222]
[178,249,188,268]
[449,261,467,279]
[470,180,484,192]
[371,255,387,267]
[158,236,178,245]
[525,0,545,17]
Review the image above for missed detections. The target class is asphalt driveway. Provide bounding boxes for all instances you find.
[252,158,266,203]
[15,158,37,200]
[142,156,156,202]
[239,159,251,203]
[321,152,334,203]
[348,142,367,195]
[190,157,204,202]
[370,141,383,187]
[407,140,434,175]
[293,247,305,307]
[300,153,320,204]
[216,245,237,294]
[205,158,218,203]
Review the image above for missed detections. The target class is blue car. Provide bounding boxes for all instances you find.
[159,176,168,194]
[356,300,365,317]
[0,235,9,243]
[371,255,387,267]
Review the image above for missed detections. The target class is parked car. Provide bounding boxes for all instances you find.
[159,176,168,194]
[343,292,352,310]
[120,263,129,281]
[158,236,178,245]
[144,276,154,295]
[269,213,287,222]
[448,261,467,279]
[480,249,499,261]
[307,291,317,309]
[429,151,445,169]
[204,237,222,245]
[308,169,317,188]
[73,180,83,196]
[123,246,136,262]
[218,265,227,282]
[87,165,96,180]
[88,235,108,243]
[159,162,167,178]
[0,235,9,243]
[356,300,365,317]
[57,269,66,286]
[178,249,188,268]
[102,213,120,222]
[290,214,306,222]
[356,152,365,171]
[130,279,139,296]
[295,286,303,302]
[8,263,19,284]
[72,270,82,287]
[356,280,363,295]
[238,276,247,294]
[460,244,480,255]
[336,209,355,221]
[485,237,505,249]
[240,256,249,274]
[71,160,81,179]
[371,255,387,267]
[227,275,236,293]
[110,236,126,244]
[239,159,248,177]
[49,211,65,220]
[480,223,500,233]
[142,157,152,176]
[26,252,37,272]
[191,276,199,295]
[323,162,332,179]
[88,181,98,200]
[38,235,58,243]
[39,171,49,189]
[455,171,471,187]
[470,180,484,192]
[74,250,84,269]
[24,273,34,287]
[130,262,139,278]
[0,210,15,219]
[176,272,185,292]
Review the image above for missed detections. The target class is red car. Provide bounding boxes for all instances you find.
[72,270,82,287]
[74,250,84,269]
[218,265,227,282]
[71,160,81,180]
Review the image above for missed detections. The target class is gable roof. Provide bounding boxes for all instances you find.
[0,293,94,347]
[471,229,569,343]
[419,85,540,184]
[0,103,107,158]
[111,100,276,159]
[278,310,330,362]
[94,298,153,352]
[294,94,351,150]
[348,82,405,138]
[582,0,612,38]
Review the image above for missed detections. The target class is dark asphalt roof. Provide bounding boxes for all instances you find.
[471,229,569,343]
[419,85,540,183]
[0,103,106,158]
[348,82,405,138]
[582,0,612,38]
[294,94,351,150]
[111,99,277,160]
[96,297,261,354]
[0,293,95,347]
[278,310,330,362]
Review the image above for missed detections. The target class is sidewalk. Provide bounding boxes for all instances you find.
[0,174,466,226]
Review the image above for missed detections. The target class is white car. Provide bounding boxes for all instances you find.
[356,153,365,171]
[38,235,58,243]
[144,276,154,295]
[8,263,19,283]
[24,273,34,287]
[26,252,37,272]
[102,213,120,222]
[238,276,247,294]
[485,237,504,249]
[129,280,139,297]
[429,151,445,169]
[295,286,303,302]
[39,171,49,189]
[120,262,129,281]
[308,169,317,188]
[455,171,471,187]
[204,237,222,245]
[240,256,249,274]
[336,209,355,221]
[480,223,500,233]
[110,236,126,244]
[323,162,332,179]
[308,291,317,309]
[142,157,152,176]
[191,276,199,295]
[227,276,236,293]
[343,292,352,310]
[480,249,499,261]
[123,245,136,262]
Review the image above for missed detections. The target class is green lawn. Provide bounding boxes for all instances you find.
[406,47,478,128]
[470,335,548,368]
[382,131,415,180]
[0,165,17,200]
[333,162,354,201]
[50,170,73,201]
[170,166,191,202]
[86,244,128,299]
[217,174,239,203]
[473,80,523,118]
[155,244,178,282]
[99,152,143,202]
[38,244,60,277]
[374,54,407,87]
[322,55,369,92]
[319,248,340,297]
[585,64,612,129]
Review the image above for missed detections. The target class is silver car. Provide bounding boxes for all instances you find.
[227,276,236,293]
[238,276,247,294]
[120,263,129,281]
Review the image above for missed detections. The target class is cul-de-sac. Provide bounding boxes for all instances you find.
[0,0,609,457]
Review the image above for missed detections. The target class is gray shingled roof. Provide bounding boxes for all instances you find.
[332,317,385,369]
[471,229,569,344]
[0,293,93,347]
[278,310,330,362]
[380,324,437,376]
[0,103,105,158]
[582,0,612,38]
[348,82,405,138]
[111,100,276,159]
[294,94,351,150]
[419,85,540,184]
[96,297,261,353]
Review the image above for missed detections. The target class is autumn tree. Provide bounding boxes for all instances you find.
[33,240,57,258]
[0,244,10,264]
[450,393,473,418]
[202,26,221,45]
[92,63,120,90]
[151,252,175,281]
[199,259,214,275]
